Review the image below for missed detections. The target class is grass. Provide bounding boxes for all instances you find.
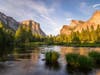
[45,51,59,64]
[65,53,79,69]
[88,51,100,67]
[63,43,100,47]
[15,41,100,47]
[65,53,93,71]
[78,55,93,71]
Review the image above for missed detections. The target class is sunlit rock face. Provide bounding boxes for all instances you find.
[21,20,46,36]
[70,20,85,27]
[0,12,46,36]
[0,12,19,31]
[60,25,72,35]
[60,10,100,35]
[88,10,100,24]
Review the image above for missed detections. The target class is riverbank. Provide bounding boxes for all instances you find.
[20,42,100,47]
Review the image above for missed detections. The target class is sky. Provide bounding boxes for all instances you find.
[0,0,100,35]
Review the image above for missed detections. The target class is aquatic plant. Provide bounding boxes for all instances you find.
[78,55,93,71]
[45,51,59,64]
[89,51,100,66]
[65,53,79,68]
[66,53,93,71]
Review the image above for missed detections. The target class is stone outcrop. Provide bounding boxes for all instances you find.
[21,20,46,36]
[60,10,100,35]
[0,12,46,36]
[0,12,19,31]
[60,25,72,35]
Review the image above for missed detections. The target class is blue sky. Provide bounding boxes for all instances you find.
[0,0,100,35]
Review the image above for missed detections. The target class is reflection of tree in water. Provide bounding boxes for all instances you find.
[45,61,61,71]
[0,46,14,61]
[12,48,40,74]
[66,64,91,75]
[12,47,40,60]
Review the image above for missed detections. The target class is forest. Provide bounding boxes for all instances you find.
[0,21,100,47]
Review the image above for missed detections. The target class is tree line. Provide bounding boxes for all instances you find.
[0,20,100,47]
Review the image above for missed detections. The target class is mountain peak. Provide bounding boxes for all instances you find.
[0,11,46,36]
[94,10,100,14]
[21,20,46,36]
[88,10,100,24]
[60,10,100,35]
[70,20,85,27]
[0,12,19,31]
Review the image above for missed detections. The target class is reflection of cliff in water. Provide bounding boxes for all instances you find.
[6,47,40,61]
[31,49,40,64]
[60,47,100,56]
[0,46,100,75]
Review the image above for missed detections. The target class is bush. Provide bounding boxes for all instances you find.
[78,55,93,70]
[45,51,59,64]
[89,51,100,66]
[65,53,79,68]
[65,53,93,71]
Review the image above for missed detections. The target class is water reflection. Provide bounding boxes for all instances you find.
[31,50,40,64]
[66,64,92,75]
[45,61,61,71]
[0,46,100,75]
[0,46,13,61]
[60,46,100,56]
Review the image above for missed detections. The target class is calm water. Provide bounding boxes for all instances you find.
[0,46,100,75]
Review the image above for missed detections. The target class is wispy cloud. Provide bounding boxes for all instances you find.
[41,15,57,25]
[0,0,98,35]
[79,2,93,15]
[93,4,100,8]
[0,0,60,35]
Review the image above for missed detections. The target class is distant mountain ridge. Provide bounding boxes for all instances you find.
[60,10,100,35]
[0,12,19,31]
[0,12,46,36]
[21,20,46,36]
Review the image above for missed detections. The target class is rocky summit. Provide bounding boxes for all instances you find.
[0,12,19,31]
[60,10,100,35]
[21,20,46,36]
[0,12,46,36]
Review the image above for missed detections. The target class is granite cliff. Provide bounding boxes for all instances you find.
[0,12,46,36]
[60,10,100,35]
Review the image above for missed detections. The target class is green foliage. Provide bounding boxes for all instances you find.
[32,34,44,42]
[15,25,33,43]
[65,53,79,68]
[71,32,80,43]
[0,21,14,46]
[78,55,93,70]
[89,51,100,66]
[14,24,100,46]
[45,51,59,64]
[50,25,100,44]
[66,53,93,71]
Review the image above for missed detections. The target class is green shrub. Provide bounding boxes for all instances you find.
[89,51,100,65]
[66,53,93,71]
[78,55,93,70]
[65,53,79,68]
[45,51,59,64]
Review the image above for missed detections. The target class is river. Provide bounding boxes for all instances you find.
[0,46,100,75]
